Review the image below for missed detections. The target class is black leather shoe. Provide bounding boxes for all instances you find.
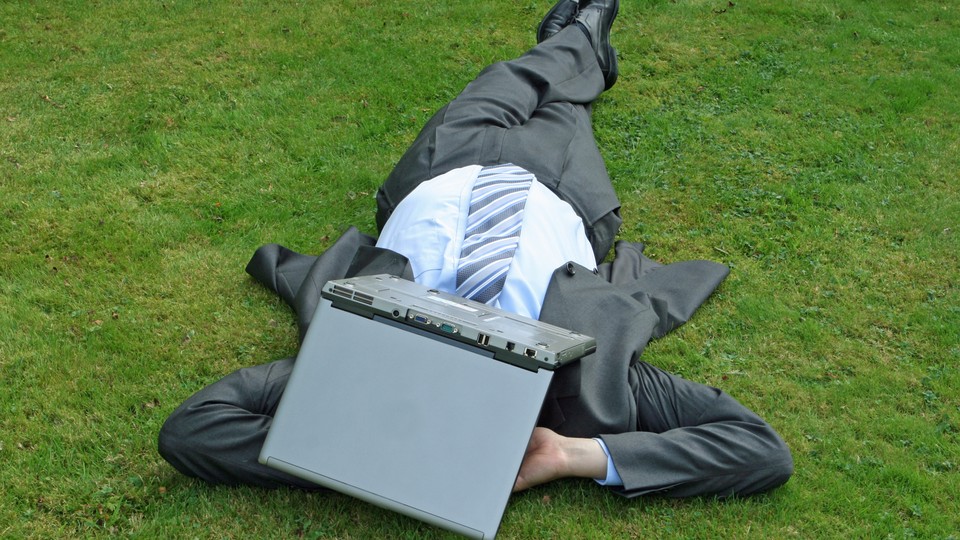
[537,0,579,43]
[575,0,620,89]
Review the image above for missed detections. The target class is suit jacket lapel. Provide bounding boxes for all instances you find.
[246,227,414,343]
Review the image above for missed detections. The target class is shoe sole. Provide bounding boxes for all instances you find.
[537,0,577,43]
[599,0,620,89]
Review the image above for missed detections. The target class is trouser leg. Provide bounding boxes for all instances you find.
[157,358,322,489]
[376,25,621,262]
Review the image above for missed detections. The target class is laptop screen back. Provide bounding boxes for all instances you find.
[259,290,557,538]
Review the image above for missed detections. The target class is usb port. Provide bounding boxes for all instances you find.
[476,333,490,346]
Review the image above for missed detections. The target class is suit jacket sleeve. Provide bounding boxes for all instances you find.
[599,361,794,498]
[539,243,792,498]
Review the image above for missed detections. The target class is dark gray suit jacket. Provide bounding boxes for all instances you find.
[245,227,793,498]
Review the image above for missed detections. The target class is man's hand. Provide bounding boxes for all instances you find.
[513,427,609,492]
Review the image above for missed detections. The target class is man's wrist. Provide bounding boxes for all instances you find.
[559,436,608,480]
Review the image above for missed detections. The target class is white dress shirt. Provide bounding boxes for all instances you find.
[377,165,622,486]
[376,165,597,320]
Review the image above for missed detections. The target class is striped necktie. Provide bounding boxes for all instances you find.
[455,164,534,304]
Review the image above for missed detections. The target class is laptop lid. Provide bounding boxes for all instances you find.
[259,275,594,538]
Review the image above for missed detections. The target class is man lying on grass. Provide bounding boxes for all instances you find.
[159,0,793,500]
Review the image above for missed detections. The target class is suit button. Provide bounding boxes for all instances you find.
[565,262,576,275]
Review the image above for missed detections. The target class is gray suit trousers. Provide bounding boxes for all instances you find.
[376,26,621,263]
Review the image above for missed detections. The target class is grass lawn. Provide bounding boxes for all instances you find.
[2,0,958,537]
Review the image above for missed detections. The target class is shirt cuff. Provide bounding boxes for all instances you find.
[592,437,623,487]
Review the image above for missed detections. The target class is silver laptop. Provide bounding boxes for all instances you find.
[259,274,595,538]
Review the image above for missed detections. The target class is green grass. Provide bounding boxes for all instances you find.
[2,0,958,537]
